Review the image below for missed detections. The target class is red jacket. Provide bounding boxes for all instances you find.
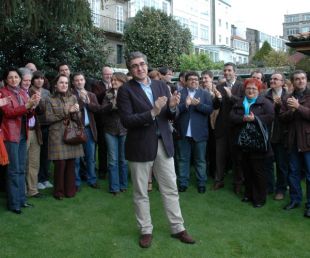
[0,86,33,142]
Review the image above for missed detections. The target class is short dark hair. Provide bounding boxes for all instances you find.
[3,67,22,84]
[72,72,85,80]
[126,51,148,70]
[57,62,70,71]
[31,71,45,85]
[224,62,236,72]
[201,70,214,79]
[178,71,187,79]
[290,70,307,82]
[250,70,265,81]
[185,71,200,81]
[158,67,173,76]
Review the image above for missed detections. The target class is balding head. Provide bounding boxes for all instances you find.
[25,63,37,73]
[102,66,113,84]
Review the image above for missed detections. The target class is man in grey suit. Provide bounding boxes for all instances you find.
[117,51,195,248]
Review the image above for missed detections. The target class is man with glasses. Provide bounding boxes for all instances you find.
[117,51,195,248]
[280,70,310,218]
[175,71,213,193]
[264,72,289,200]
[89,66,113,179]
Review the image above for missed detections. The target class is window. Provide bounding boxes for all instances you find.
[190,21,198,39]
[301,27,310,33]
[226,22,228,30]
[200,25,209,41]
[218,19,221,27]
[116,6,124,33]
[303,14,310,21]
[90,0,100,27]
[226,37,229,45]
[219,35,222,43]
[116,45,123,64]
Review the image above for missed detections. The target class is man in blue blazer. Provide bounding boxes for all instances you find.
[176,71,213,193]
[117,52,195,248]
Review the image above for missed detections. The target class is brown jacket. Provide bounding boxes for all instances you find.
[279,87,310,152]
[45,92,84,160]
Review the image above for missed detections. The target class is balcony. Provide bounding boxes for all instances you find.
[92,12,125,35]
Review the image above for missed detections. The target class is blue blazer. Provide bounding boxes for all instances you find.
[117,79,176,162]
[176,88,213,142]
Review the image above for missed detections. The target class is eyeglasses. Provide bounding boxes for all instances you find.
[270,78,282,81]
[130,62,147,70]
[187,78,199,81]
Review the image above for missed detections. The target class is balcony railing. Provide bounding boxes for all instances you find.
[92,12,125,34]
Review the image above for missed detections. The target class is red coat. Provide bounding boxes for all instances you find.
[0,86,33,142]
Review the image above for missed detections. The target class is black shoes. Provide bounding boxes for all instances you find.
[198,186,206,194]
[283,202,300,210]
[304,208,310,218]
[89,183,100,189]
[12,209,22,214]
[178,186,187,192]
[241,197,251,202]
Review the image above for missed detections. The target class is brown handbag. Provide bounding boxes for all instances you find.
[63,118,87,145]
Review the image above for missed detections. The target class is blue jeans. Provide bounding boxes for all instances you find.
[5,135,27,210]
[105,133,128,192]
[75,127,97,186]
[288,146,310,207]
[177,138,207,188]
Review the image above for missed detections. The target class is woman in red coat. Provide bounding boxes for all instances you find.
[0,67,40,214]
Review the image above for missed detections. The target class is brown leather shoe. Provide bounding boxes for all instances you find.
[274,193,284,200]
[212,182,224,190]
[139,234,152,248]
[171,230,195,244]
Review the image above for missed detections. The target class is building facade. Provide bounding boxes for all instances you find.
[89,0,129,65]
[246,28,288,61]
[283,12,310,39]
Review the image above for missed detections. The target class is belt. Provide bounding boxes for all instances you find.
[29,126,35,130]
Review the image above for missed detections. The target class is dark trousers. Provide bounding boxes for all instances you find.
[96,125,107,178]
[38,125,50,183]
[53,159,76,198]
[215,135,243,186]
[242,153,267,205]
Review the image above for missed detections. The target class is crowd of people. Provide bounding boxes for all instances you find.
[0,51,310,248]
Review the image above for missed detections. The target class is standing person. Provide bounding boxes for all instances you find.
[19,68,42,198]
[264,72,289,200]
[0,67,40,214]
[117,51,195,248]
[200,70,222,179]
[230,78,274,208]
[213,62,244,194]
[158,67,177,93]
[89,66,113,180]
[176,71,213,193]
[279,70,310,218]
[72,72,100,190]
[102,72,128,195]
[45,75,84,200]
[30,71,53,191]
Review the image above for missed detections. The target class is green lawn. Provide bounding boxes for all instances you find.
[0,175,309,258]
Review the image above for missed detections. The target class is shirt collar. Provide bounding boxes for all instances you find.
[136,77,151,88]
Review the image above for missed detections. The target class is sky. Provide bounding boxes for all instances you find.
[231,0,310,36]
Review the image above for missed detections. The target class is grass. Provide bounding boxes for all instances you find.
[0,173,310,258]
